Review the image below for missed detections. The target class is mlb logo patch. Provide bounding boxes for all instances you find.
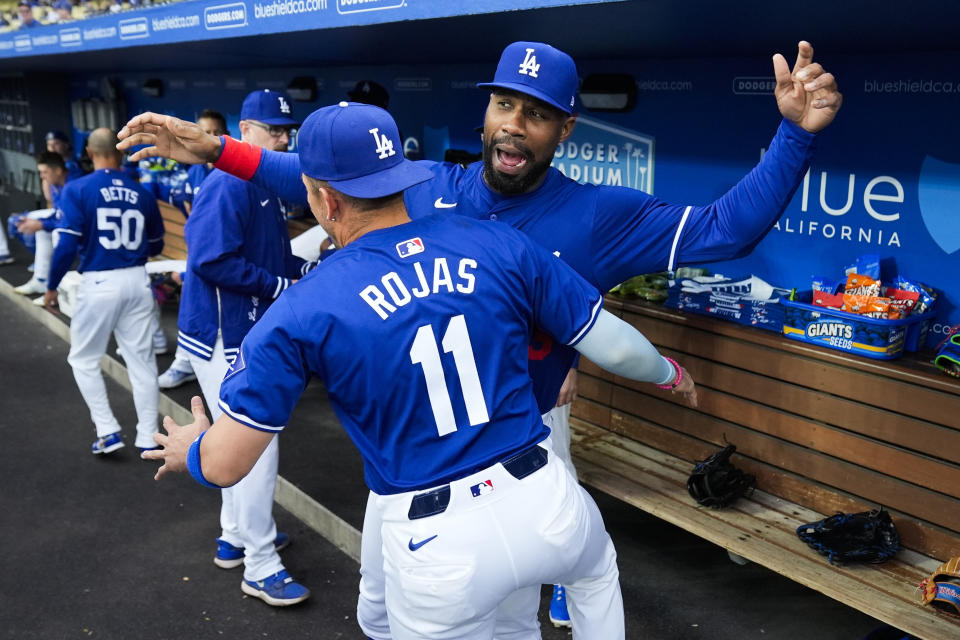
[470,480,494,497]
[396,237,424,258]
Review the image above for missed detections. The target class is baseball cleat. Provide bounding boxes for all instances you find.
[14,278,46,295]
[241,569,309,606]
[157,366,197,389]
[92,432,125,455]
[549,584,572,628]
[215,533,291,569]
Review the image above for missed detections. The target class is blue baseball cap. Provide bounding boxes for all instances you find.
[298,102,433,198]
[240,89,298,126]
[53,0,72,10]
[45,130,69,142]
[477,41,579,114]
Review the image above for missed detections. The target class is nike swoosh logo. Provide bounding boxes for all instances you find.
[95,279,106,285]
[260,199,270,207]
[408,535,438,551]
[434,197,457,209]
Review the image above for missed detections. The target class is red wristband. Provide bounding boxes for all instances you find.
[213,135,262,181]
[656,357,682,390]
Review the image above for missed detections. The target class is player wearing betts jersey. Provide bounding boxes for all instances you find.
[44,128,165,454]
[144,102,697,640]
[118,38,841,635]
[177,90,313,607]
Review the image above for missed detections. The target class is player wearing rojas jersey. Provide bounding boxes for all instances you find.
[45,128,165,455]
[144,102,697,640]
[119,38,841,635]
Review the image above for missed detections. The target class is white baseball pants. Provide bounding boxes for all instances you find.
[0,223,9,257]
[26,209,56,285]
[358,406,584,639]
[67,266,159,449]
[189,338,284,583]
[367,441,623,640]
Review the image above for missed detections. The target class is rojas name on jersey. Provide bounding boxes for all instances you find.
[360,257,477,320]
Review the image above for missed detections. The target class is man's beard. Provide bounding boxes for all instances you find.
[482,136,553,195]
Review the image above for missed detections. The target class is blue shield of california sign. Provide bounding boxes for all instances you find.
[917,155,960,255]
[552,115,655,193]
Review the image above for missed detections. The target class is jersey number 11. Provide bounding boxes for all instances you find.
[410,314,489,437]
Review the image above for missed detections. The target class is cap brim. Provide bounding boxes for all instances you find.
[328,159,434,198]
[258,116,300,126]
[476,81,573,114]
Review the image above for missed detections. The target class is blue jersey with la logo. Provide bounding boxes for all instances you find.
[217,214,603,495]
[56,168,164,272]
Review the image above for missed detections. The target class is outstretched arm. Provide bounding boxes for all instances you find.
[143,396,273,486]
[118,113,308,205]
[117,113,223,164]
[574,310,697,407]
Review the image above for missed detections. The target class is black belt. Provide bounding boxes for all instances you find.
[407,445,549,520]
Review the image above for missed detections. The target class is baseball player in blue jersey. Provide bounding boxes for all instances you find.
[177,90,314,607]
[9,151,74,296]
[119,38,841,635]
[45,130,86,182]
[44,128,165,454]
[144,102,697,640]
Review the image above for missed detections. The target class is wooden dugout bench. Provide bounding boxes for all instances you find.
[570,297,960,639]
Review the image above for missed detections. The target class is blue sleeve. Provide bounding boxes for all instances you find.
[590,118,816,290]
[218,296,314,431]
[250,150,309,207]
[189,178,290,299]
[47,183,85,290]
[521,233,604,346]
[285,252,315,280]
[41,213,62,232]
[143,192,165,257]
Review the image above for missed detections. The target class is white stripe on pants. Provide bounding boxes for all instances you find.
[67,266,159,449]
[189,338,283,583]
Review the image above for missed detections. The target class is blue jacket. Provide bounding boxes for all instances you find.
[177,169,314,364]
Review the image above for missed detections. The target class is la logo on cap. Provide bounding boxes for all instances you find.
[278,95,291,114]
[369,127,396,160]
[518,48,540,78]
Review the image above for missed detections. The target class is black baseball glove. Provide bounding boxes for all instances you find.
[796,508,900,566]
[686,444,756,508]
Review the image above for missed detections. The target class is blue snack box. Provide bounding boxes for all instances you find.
[665,275,789,332]
[781,292,935,359]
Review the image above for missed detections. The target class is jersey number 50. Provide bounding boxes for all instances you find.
[410,314,489,437]
[97,207,145,251]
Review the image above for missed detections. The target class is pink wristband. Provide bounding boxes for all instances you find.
[656,357,682,390]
